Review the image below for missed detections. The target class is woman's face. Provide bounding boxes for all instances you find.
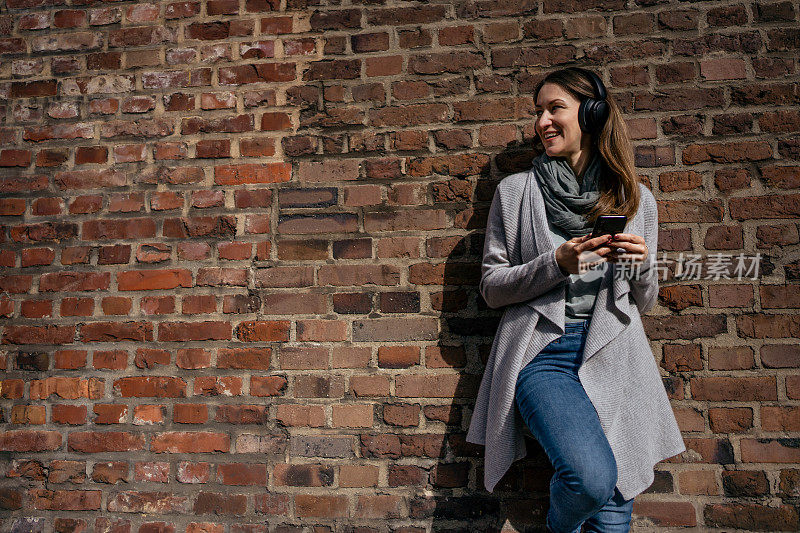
[534,82,590,161]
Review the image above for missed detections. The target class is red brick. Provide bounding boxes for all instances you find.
[10,405,46,425]
[186,524,223,533]
[737,314,800,338]
[707,346,754,370]
[431,462,469,488]
[216,347,271,369]
[235,320,289,342]
[273,463,334,487]
[158,321,231,342]
[761,406,800,431]
[378,346,420,369]
[30,377,91,400]
[366,6,446,26]
[0,149,31,167]
[761,284,800,308]
[92,462,129,484]
[52,404,87,425]
[371,104,447,127]
[253,492,291,515]
[704,502,799,530]
[134,462,169,483]
[354,494,404,519]
[389,465,425,487]
[661,344,702,372]
[193,492,246,515]
[761,344,800,368]
[632,500,697,527]
[217,463,267,485]
[276,404,325,427]
[93,350,127,370]
[114,377,187,398]
[709,407,753,433]
[673,407,704,432]
[350,375,390,397]
[396,374,464,398]
[708,284,754,308]
[331,404,373,428]
[133,405,164,425]
[294,375,345,399]
[339,464,379,488]
[150,432,230,453]
[68,432,144,453]
[219,64,295,85]
[384,403,421,427]
[241,41,278,58]
[439,25,474,46]
[94,404,128,424]
[294,494,348,518]
[30,489,101,511]
[107,491,189,513]
[173,404,208,424]
[177,462,210,484]
[691,377,776,401]
[214,163,291,185]
[194,376,243,397]
[296,319,347,341]
[318,265,400,286]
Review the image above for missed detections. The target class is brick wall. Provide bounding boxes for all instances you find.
[1,0,799,531]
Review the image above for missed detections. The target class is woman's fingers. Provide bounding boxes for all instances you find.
[602,234,648,264]
[608,240,642,253]
[562,233,651,272]
[606,245,648,263]
[609,233,643,243]
[566,233,651,266]
[576,234,613,254]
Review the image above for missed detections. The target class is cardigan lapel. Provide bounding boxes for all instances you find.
[522,169,635,363]
[583,223,635,363]
[522,170,566,329]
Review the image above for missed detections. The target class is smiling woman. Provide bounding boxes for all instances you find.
[535,88,593,179]
[466,67,685,533]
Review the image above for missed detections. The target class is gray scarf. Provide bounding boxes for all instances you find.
[532,151,603,238]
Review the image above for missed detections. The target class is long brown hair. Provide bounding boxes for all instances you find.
[532,67,640,223]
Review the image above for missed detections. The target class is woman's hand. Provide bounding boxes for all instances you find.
[555,234,616,275]
[606,233,649,265]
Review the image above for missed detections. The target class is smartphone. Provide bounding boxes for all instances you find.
[590,215,627,239]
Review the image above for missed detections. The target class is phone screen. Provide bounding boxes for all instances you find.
[591,215,627,238]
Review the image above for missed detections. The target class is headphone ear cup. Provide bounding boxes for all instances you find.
[578,98,591,133]
[581,98,609,135]
[591,99,610,133]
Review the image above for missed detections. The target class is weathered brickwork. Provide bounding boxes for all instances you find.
[0,0,799,531]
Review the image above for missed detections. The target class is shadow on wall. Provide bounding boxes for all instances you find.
[421,141,559,532]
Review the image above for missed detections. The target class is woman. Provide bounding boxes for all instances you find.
[465,67,685,532]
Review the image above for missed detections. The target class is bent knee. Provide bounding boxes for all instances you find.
[561,463,617,508]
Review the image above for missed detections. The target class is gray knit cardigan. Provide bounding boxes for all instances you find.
[465,168,686,501]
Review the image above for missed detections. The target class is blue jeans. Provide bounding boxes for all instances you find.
[515,320,634,533]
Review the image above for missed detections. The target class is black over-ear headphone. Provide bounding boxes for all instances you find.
[573,67,610,135]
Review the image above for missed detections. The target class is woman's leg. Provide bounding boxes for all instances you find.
[582,487,634,533]
[515,321,620,533]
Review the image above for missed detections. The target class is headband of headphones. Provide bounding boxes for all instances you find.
[571,67,606,101]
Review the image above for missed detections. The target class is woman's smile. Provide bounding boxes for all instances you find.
[535,82,594,176]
